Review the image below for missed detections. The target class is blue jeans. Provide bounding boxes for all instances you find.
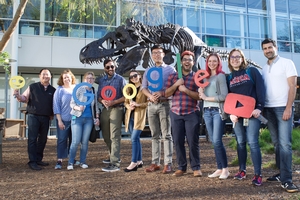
[69,116,93,165]
[264,107,293,183]
[203,107,228,169]
[128,117,142,162]
[170,111,200,171]
[27,114,50,163]
[56,119,72,159]
[234,117,262,175]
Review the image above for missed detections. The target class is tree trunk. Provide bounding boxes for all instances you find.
[0,0,29,53]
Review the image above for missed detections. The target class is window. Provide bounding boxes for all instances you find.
[19,21,40,35]
[247,0,267,10]
[248,16,260,38]
[275,0,288,14]
[289,0,300,15]
[203,35,224,47]
[276,18,291,41]
[187,8,201,33]
[292,21,300,42]
[226,37,244,48]
[225,13,244,36]
[249,39,261,50]
[203,11,223,35]
[0,1,13,18]
[225,0,246,13]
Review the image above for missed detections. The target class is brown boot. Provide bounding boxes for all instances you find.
[162,164,173,174]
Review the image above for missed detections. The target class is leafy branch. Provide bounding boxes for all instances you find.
[0,52,10,75]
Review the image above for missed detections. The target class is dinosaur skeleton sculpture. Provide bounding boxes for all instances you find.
[79,18,261,75]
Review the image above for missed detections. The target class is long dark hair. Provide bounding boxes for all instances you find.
[127,69,142,95]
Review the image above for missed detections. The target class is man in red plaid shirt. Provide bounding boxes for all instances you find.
[165,50,201,177]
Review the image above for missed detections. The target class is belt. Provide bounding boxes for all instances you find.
[204,107,219,110]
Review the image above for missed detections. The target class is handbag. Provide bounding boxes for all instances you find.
[216,75,228,120]
[89,87,101,143]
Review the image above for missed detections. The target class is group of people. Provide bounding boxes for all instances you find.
[13,38,298,193]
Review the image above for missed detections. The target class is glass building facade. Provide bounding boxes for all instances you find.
[0,0,300,122]
[1,0,300,52]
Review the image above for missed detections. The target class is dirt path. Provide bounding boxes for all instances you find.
[0,137,299,199]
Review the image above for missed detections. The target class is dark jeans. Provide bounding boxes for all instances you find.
[264,107,294,183]
[170,110,200,171]
[27,114,50,164]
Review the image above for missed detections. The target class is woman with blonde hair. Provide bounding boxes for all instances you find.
[67,71,100,170]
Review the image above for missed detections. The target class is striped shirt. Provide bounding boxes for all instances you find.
[53,86,73,121]
[166,71,199,115]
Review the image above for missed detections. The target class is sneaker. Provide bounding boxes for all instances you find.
[252,175,262,186]
[54,161,62,170]
[102,164,120,172]
[80,163,88,169]
[266,173,280,182]
[67,164,73,170]
[74,160,80,166]
[281,182,299,193]
[102,159,121,164]
[234,170,246,180]
[102,159,110,164]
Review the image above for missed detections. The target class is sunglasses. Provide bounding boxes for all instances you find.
[129,74,138,79]
[105,65,115,70]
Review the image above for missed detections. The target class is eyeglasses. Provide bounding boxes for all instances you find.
[86,77,95,80]
[230,56,242,60]
[182,58,193,62]
[105,65,115,70]
[129,74,138,79]
[152,51,164,55]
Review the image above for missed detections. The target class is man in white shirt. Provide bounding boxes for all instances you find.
[261,38,298,193]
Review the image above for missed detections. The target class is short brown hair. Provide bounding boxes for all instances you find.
[57,69,76,86]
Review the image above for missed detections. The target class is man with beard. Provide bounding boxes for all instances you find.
[261,38,299,193]
[97,58,126,172]
[165,51,202,177]
[14,68,56,170]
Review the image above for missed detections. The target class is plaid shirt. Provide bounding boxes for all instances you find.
[166,71,199,115]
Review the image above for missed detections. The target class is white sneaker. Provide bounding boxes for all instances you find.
[67,164,74,170]
[80,163,88,169]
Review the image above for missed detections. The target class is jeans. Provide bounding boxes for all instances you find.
[69,116,93,165]
[101,106,123,167]
[147,101,173,165]
[27,114,50,163]
[264,107,293,183]
[234,117,262,175]
[128,117,142,162]
[203,107,228,169]
[170,111,200,171]
[56,119,72,159]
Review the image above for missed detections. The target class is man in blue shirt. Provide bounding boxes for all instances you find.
[97,58,127,172]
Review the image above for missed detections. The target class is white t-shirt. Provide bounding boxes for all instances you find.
[262,56,298,107]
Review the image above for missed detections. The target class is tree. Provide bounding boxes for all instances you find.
[0,0,28,53]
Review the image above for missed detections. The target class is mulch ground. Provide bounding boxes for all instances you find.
[0,136,300,200]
